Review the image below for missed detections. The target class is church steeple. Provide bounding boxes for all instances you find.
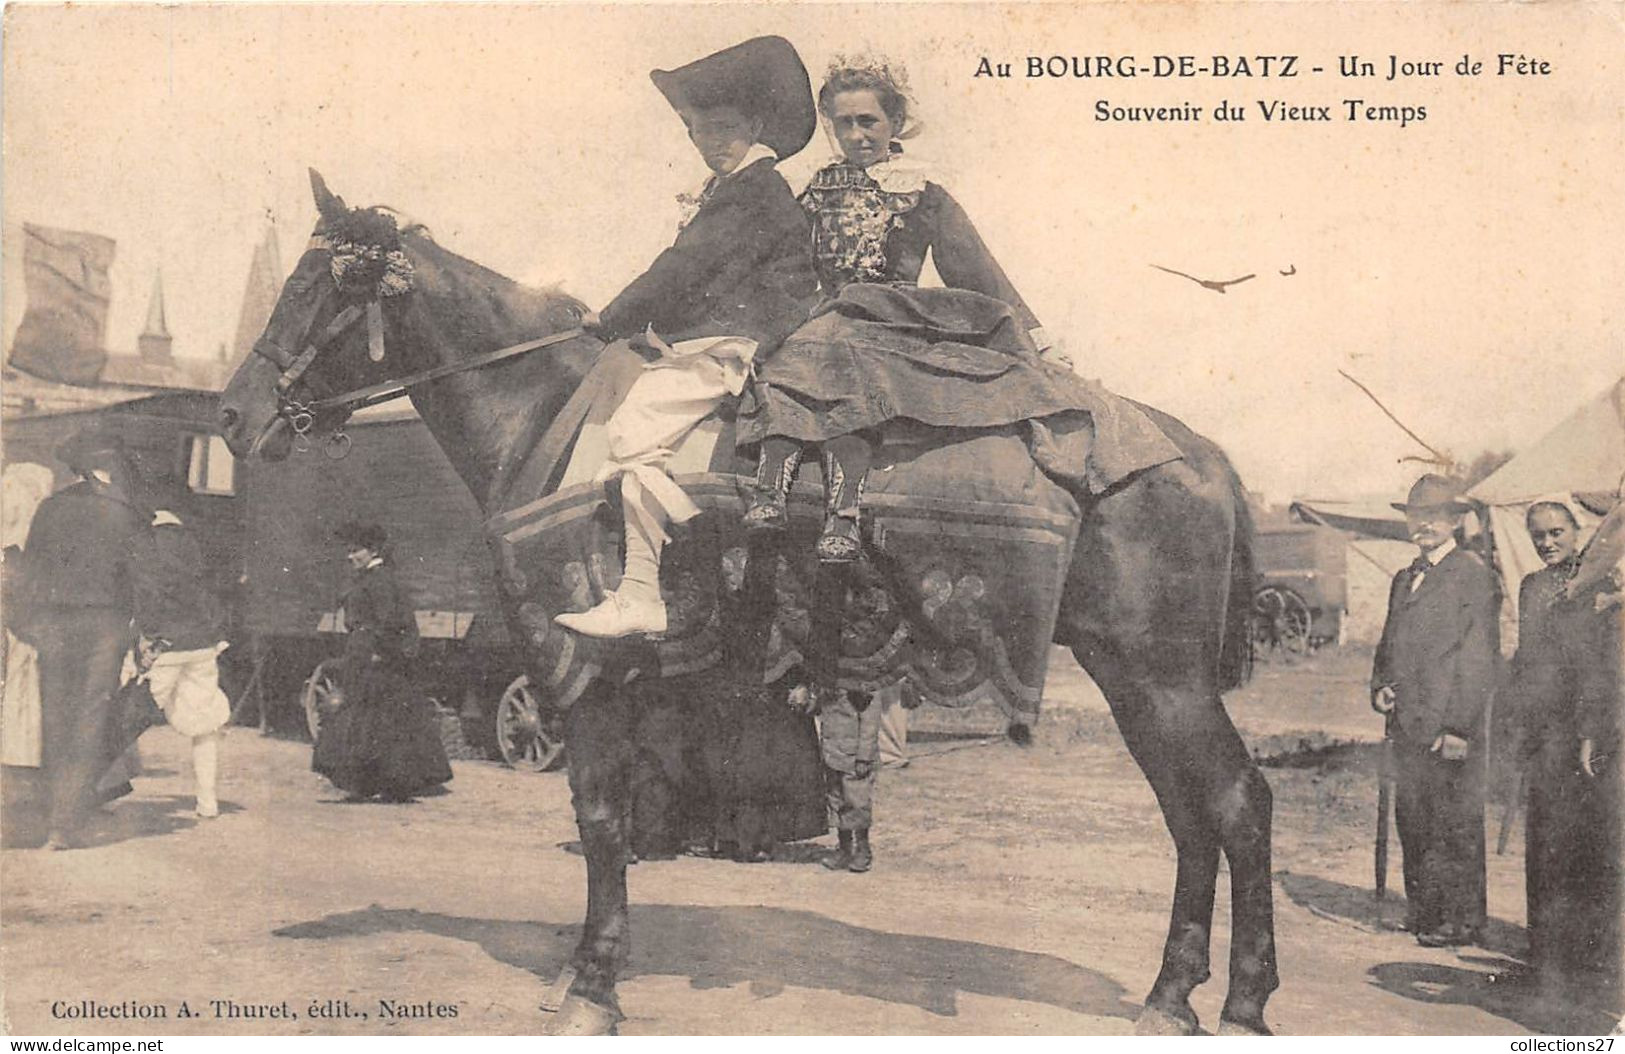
[138,271,173,364]
[232,225,282,363]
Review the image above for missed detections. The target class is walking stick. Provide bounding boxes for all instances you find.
[1375,712,1394,898]
[1497,765,1529,855]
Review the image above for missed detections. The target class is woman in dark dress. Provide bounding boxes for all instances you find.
[736,57,1081,561]
[312,523,452,802]
[1514,500,1623,1002]
[1559,508,1623,1003]
[1511,502,1585,984]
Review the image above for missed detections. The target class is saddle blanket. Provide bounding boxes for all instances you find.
[485,344,1179,717]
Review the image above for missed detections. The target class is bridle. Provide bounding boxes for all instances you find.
[247,233,584,458]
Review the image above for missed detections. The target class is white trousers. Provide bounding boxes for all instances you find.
[122,645,231,738]
[599,337,751,536]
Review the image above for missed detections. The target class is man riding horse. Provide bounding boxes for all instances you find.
[555,36,820,640]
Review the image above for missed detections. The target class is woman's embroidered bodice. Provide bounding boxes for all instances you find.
[799,162,924,293]
[796,160,1042,334]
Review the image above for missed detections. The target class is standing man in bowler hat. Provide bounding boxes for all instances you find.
[13,427,148,848]
[1371,474,1501,946]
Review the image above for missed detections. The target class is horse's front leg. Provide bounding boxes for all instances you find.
[547,680,634,1034]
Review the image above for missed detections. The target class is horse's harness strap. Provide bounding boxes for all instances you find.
[305,328,588,416]
[273,304,365,394]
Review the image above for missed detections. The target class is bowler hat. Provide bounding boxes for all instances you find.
[651,36,816,160]
[1392,474,1472,514]
[334,520,388,552]
[55,425,127,476]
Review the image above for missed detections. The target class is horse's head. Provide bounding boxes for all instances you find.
[219,170,433,460]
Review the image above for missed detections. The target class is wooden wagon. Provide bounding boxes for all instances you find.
[1251,522,1348,657]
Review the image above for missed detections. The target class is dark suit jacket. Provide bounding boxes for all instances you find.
[17,480,144,616]
[598,157,818,351]
[132,523,224,651]
[1372,546,1501,747]
[1568,582,1622,753]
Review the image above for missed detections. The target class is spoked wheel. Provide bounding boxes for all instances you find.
[301,658,342,741]
[495,674,566,772]
[1252,586,1314,660]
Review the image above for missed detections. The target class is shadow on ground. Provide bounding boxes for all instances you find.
[1279,870,1524,958]
[274,903,1137,1022]
[2,791,223,850]
[1368,961,1619,1035]
[1281,871,1620,1032]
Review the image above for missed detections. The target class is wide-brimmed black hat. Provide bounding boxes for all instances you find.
[55,425,127,476]
[1392,474,1472,514]
[334,520,388,552]
[651,36,816,160]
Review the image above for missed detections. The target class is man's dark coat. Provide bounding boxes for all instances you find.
[597,157,817,352]
[1371,544,1501,937]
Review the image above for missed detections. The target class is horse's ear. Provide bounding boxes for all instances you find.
[309,169,346,222]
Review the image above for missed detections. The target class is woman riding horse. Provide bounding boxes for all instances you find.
[737,57,1080,563]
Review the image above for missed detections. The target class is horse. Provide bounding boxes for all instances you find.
[218,170,1278,1036]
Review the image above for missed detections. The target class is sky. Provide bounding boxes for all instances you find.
[4,2,1621,503]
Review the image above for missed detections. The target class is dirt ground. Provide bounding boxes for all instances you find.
[3,646,1621,1037]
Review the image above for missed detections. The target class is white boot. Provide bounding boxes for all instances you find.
[556,475,668,639]
[192,731,221,818]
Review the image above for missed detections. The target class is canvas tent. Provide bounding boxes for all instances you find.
[1294,376,1625,651]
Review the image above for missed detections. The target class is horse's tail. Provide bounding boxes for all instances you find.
[1219,468,1257,692]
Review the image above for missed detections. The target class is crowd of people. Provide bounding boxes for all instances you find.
[1372,472,1621,1004]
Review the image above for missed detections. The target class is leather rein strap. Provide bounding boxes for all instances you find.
[252,301,585,418]
[305,327,587,416]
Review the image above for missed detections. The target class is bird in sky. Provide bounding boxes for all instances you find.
[1149,264,1257,294]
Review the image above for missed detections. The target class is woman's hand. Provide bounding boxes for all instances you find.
[787,683,819,715]
[1580,737,1597,777]
[1430,732,1470,761]
[135,635,166,674]
[1371,684,1396,715]
[1038,339,1075,371]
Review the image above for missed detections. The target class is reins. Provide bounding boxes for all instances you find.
[303,327,586,417]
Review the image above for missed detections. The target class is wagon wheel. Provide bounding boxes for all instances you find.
[301,658,342,741]
[1252,586,1313,660]
[495,674,566,772]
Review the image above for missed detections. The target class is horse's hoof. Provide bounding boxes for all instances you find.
[538,965,577,1013]
[1218,1017,1273,1036]
[1135,1005,1198,1036]
[543,994,622,1036]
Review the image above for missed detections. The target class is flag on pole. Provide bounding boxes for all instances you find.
[8,224,116,386]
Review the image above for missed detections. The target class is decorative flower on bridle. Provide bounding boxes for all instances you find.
[322,207,415,298]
